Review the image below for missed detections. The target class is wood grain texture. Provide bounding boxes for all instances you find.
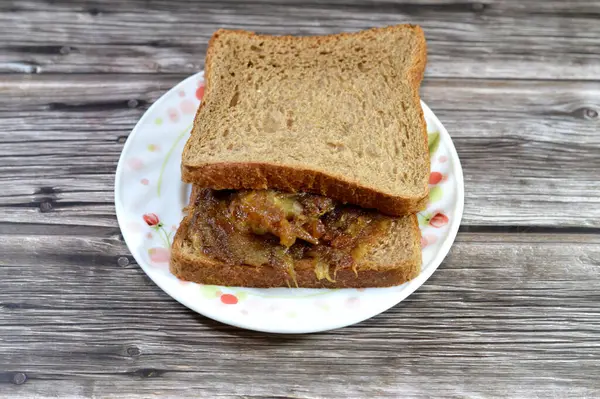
[1,1,599,398]
[0,0,599,79]
[0,75,598,228]
[1,232,600,398]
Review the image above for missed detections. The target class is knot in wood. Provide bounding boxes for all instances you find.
[12,372,27,385]
[583,108,598,120]
[39,201,53,213]
[127,346,141,357]
[117,256,130,267]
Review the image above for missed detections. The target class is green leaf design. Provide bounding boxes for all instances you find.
[157,122,192,197]
[317,303,330,311]
[199,285,220,299]
[417,212,430,227]
[233,290,248,301]
[286,311,298,319]
[428,131,440,158]
[429,186,443,203]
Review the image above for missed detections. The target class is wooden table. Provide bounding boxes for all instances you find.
[1,1,599,397]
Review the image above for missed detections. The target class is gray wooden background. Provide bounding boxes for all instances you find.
[1,0,599,397]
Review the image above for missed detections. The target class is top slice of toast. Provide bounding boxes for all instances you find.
[182,25,429,216]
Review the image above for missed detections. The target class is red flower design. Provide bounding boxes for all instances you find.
[196,85,205,101]
[143,213,160,226]
[429,212,449,228]
[143,213,173,248]
[429,171,443,185]
[148,247,170,264]
[220,294,238,305]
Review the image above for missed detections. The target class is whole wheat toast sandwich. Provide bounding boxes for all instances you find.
[171,25,428,288]
[181,25,429,217]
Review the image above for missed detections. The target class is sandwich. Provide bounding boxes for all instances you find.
[170,25,429,288]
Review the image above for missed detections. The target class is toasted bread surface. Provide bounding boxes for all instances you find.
[182,25,429,216]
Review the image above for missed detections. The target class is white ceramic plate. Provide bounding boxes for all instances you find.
[115,71,464,334]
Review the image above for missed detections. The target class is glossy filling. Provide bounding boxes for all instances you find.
[186,188,391,284]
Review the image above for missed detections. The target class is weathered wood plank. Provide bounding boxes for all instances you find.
[1,232,599,397]
[5,0,600,13]
[0,74,598,227]
[1,2,599,398]
[0,1,599,78]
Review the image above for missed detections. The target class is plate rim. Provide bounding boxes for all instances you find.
[114,71,464,334]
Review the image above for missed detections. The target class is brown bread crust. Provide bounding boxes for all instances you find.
[170,255,419,288]
[183,162,428,216]
[183,25,429,217]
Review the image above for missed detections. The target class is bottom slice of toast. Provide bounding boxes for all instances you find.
[170,188,422,288]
